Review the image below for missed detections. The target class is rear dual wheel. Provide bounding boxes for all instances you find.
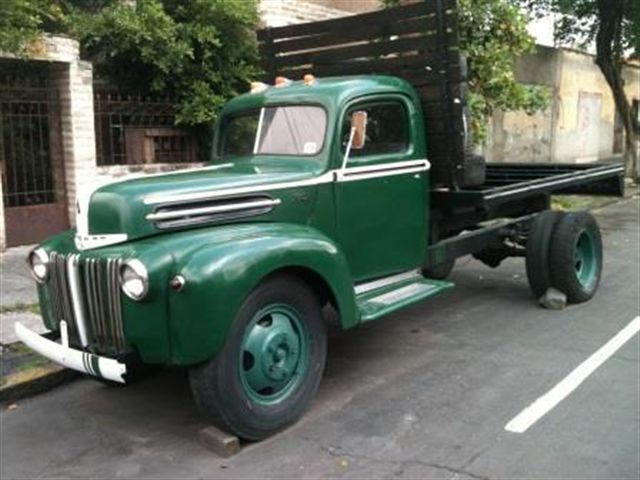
[526,211,563,297]
[526,210,602,303]
[189,275,327,440]
[549,211,602,303]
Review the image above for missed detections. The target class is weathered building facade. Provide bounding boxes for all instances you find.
[485,45,640,164]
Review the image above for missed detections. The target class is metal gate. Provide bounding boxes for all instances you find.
[94,89,199,166]
[0,61,69,247]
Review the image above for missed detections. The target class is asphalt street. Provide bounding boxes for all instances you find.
[1,197,639,480]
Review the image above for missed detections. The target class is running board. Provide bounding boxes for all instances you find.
[355,272,453,323]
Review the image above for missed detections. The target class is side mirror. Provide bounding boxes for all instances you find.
[350,110,367,150]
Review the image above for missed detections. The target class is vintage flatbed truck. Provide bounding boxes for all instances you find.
[16,1,624,440]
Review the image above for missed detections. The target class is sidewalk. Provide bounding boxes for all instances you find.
[1,246,62,400]
[0,245,47,346]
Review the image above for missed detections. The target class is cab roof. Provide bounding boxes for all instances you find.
[221,75,420,115]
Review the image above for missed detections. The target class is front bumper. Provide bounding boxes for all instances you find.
[14,322,128,383]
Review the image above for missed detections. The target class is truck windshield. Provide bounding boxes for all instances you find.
[219,105,327,158]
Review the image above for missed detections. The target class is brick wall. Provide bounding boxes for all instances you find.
[0,36,94,248]
[51,59,98,226]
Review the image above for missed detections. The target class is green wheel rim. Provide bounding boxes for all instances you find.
[239,304,309,405]
[574,229,599,289]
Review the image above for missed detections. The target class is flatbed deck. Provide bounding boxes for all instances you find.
[432,162,625,211]
[432,162,624,210]
[431,161,624,231]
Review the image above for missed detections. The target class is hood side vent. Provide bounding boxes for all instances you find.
[147,195,280,230]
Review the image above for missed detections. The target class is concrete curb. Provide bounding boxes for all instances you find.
[0,362,80,403]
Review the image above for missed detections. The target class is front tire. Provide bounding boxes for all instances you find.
[189,275,327,440]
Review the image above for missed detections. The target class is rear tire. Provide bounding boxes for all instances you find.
[189,275,327,440]
[549,211,602,303]
[526,210,564,298]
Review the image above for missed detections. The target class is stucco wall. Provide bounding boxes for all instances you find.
[555,50,611,162]
[485,45,640,164]
[484,46,558,163]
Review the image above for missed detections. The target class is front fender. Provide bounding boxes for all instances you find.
[168,223,357,365]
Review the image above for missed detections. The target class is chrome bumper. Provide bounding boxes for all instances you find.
[14,322,127,383]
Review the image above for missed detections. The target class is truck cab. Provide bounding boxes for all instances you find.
[18,75,456,440]
[213,75,430,281]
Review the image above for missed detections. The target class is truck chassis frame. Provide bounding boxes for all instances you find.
[426,161,624,268]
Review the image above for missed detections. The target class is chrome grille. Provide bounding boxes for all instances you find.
[47,252,126,353]
[49,253,76,335]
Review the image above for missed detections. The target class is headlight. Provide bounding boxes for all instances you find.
[119,259,149,301]
[27,248,49,283]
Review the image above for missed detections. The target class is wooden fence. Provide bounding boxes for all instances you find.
[258,0,469,187]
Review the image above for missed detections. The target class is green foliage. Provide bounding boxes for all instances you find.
[0,0,66,54]
[520,0,640,58]
[0,0,40,54]
[70,0,260,126]
[457,0,550,143]
[72,1,191,91]
[382,0,550,143]
[1,0,260,128]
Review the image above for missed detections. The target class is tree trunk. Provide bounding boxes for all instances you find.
[595,0,639,182]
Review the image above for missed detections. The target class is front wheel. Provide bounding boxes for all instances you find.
[189,275,327,440]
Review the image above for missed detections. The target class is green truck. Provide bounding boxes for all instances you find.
[17,2,624,440]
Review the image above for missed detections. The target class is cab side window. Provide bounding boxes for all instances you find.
[342,101,409,158]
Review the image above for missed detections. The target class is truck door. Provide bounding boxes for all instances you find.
[335,96,428,282]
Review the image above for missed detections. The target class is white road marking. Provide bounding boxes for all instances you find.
[505,316,640,434]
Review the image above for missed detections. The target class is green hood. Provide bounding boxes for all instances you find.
[80,161,326,246]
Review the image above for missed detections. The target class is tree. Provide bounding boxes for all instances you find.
[457,0,550,144]
[0,0,67,54]
[1,0,260,128]
[521,0,640,181]
[382,0,550,144]
[72,0,260,127]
